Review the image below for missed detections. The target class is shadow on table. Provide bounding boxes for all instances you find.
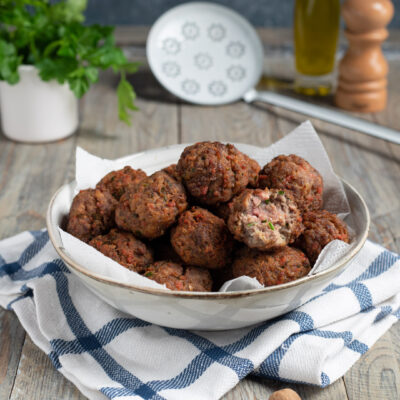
[126,70,180,104]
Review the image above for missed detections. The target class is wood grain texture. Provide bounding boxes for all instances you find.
[75,70,178,160]
[222,376,348,400]
[343,331,400,400]
[9,335,86,400]
[1,26,400,400]
[0,310,25,400]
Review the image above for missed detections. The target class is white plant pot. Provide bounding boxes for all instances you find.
[0,65,79,143]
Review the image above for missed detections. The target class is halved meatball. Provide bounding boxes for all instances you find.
[232,246,311,286]
[96,166,147,200]
[228,188,303,250]
[259,154,323,213]
[177,141,260,205]
[67,188,117,243]
[115,171,188,239]
[296,210,350,264]
[143,261,212,292]
[171,207,233,269]
[89,229,153,273]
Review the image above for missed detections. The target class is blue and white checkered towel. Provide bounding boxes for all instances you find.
[1,230,400,400]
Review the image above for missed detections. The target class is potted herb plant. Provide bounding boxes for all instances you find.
[0,0,138,142]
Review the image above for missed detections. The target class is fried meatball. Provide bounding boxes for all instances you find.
[171,207,233,269]
[115,171,188,239]
[213,201,232,222]
[144,261,212,292]
[89,229,153,273]
[211,265,234,290]
[296,210,350,264]
[151,235,183,264]
[228,188,303,250]
[162,164,182,182]
[232,246,311,286]
[177,141,260,205]
[246,156,261,187]
[96,166,147,200]
[259,154,323,213]
[67,188,117,243]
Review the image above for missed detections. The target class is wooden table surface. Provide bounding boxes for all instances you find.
[1,27,400,400]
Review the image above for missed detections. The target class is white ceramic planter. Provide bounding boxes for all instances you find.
[0,65,78,143]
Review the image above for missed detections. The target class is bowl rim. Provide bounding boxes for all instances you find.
[46,177,370,300]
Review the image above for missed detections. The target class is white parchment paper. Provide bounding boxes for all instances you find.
[59,120,356,292]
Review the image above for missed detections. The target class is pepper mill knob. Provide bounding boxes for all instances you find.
[335,0,394,112]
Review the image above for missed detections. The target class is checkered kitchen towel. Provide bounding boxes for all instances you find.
[1,230,400,400]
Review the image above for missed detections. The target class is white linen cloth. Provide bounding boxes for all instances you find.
[1,230,399,400]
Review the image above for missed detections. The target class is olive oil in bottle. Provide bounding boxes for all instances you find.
[294,0,340,95]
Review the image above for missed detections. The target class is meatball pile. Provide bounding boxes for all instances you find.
[66,143,350,292]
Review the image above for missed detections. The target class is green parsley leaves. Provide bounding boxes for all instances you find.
[0,0,138,124]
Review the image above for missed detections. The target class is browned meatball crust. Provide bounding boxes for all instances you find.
[259,154,323,213]
[151,235,183,264]
[246,156,261,187]
[213,201,232,222]
[171,207,233,269]
[89,229,153,273]
[210,265,234,290]
[296,210,350,264]
[67,188,117,243]
[96,166,147,200]
[115,171,188,239]
[162,164,182,182]
[228,188,303,250]
[144,261,212,292]
[177,141,260,205]
[232,246,311,286]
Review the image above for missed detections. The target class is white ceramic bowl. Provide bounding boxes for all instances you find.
[46,144,370,331]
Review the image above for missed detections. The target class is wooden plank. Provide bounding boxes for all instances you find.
[343,331,400,400]
[9,335,86,400]
[0,132,78,238]
[222,376,348,400]
[75,70,179,160]
[180,101,282,145]
[0,96,79,399]
[0,310,25,400]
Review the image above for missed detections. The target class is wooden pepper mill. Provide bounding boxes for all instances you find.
[335,0,394,112]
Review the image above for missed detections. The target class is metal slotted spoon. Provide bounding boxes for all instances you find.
[146,2,400,144]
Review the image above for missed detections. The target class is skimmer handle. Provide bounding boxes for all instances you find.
[243,89,400,145]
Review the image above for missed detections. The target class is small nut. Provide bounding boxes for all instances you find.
[269,388,302,400]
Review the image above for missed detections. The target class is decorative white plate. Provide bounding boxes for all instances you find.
[146,2,264,105]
